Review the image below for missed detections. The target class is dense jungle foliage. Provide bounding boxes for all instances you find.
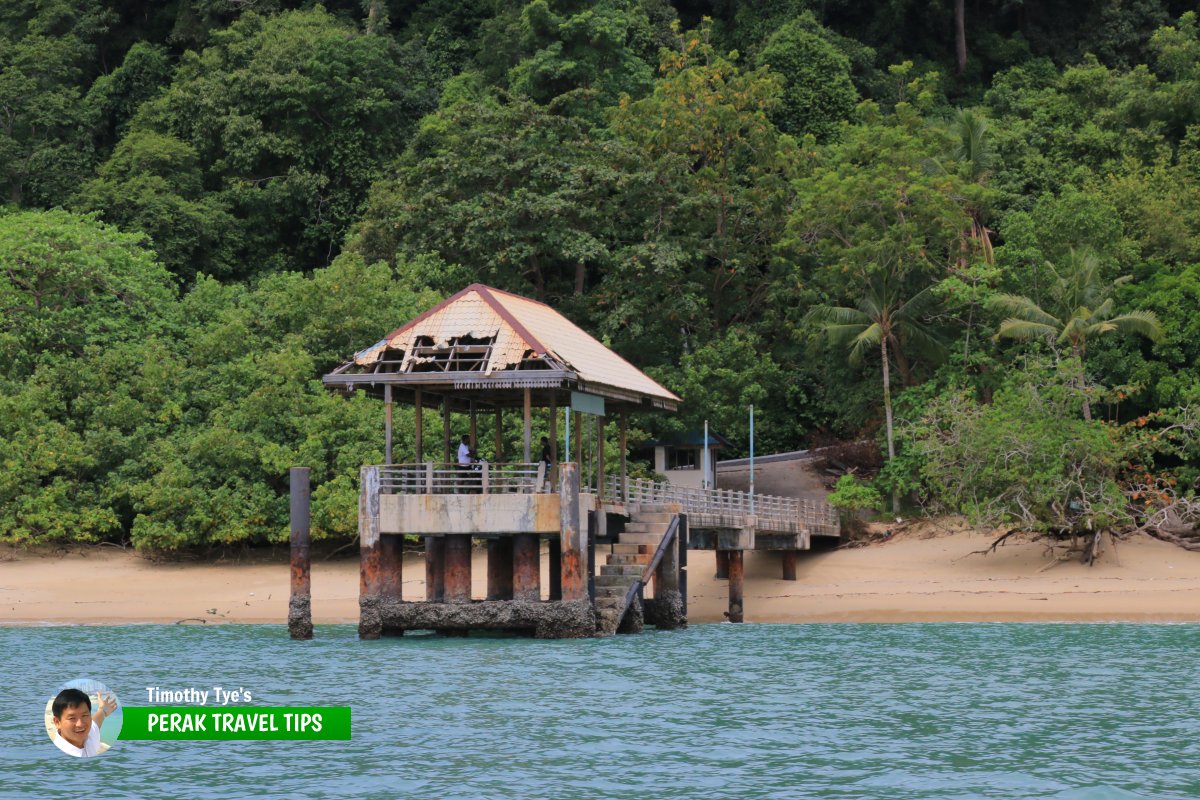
[2,0,1198,549]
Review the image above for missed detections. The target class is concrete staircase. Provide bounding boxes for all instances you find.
[594,507,676,635]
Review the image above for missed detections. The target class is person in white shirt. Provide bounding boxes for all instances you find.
[51,687,116,757]
[457,435,473,466]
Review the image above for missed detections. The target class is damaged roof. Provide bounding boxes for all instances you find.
[323,283,680,411]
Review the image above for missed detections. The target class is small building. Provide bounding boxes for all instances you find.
[646,429,732,490]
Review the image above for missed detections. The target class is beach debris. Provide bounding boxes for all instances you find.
[206,608,217,614]
[175,618,207,624]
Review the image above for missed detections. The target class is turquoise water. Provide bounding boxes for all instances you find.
[2,623,1197,799]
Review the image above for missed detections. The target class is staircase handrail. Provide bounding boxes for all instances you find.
[618,514,681,625]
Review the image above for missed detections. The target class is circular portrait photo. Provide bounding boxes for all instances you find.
[44,678,122,758]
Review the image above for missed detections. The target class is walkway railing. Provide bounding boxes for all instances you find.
[603,475,839,536]
[379,462,548,495]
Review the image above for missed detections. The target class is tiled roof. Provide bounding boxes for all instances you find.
[350,284,680,406]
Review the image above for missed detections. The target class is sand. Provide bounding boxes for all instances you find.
[4,526,1200,625]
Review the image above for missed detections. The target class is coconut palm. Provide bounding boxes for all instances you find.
[806,273,946,511]
[991,249,1163,420]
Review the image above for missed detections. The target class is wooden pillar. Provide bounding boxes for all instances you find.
[727,550,744,623]
[715,549,730,580]
[522,387,532,462]
[548,393,558,484]
[288,467,312,640]
[494,406,503,462]
[358,466,382,639]
[513,534,540,601]
[425,536,445,601]
[469,401,477,452]
[486,538,513,600]
[383,385,393,465]
[548,539,562,600]
[573,411,582,477]
[596,415,606,495]
[782,550,798,581]
[442,398,451,464]
[379,533,404,635]
[559,462,585,601]
[444,535,472,603]
[619,412,628,503]
[414,389,423,463]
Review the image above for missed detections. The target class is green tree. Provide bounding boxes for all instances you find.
[756,15,858,142]
[991,248,1164,420]
[0,209,175,379]
[806,272,944,510]
[99,8,439,276]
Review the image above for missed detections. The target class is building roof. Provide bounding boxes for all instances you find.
[647,429,733,449]
[323,284,680,411]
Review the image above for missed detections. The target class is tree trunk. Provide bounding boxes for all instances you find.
[1074,344,1092,421]
[881,336,899,513]
[574,260,585,295]
[954,0,967,76]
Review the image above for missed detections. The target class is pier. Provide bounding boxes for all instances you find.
[306,283,840,639]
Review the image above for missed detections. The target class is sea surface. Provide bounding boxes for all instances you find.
[1,623,1197,799]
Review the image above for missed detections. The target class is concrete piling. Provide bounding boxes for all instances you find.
[727,550,744,623]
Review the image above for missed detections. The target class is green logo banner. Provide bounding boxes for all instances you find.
[119,707,351,740]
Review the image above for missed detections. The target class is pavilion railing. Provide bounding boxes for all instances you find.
[601,475,839,536]
[378,462,549,495]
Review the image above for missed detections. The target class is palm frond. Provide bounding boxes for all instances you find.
[1106,310,1165,342]
[988,293,1061,327]
[804,304,871,328]
[995,318,1057,341]
[848,322,883,366]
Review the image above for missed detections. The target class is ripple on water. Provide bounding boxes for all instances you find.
[1,623,1197,799]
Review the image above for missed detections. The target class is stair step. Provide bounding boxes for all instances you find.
[611,543,642,555]
[595,586,627,598]
[632,512,674,523]
[634,504,682,514]
[620,533,663,546]
[600,565,643,577]
[595,574,635,588]
[624,522,670,534]
[607,554,651,566]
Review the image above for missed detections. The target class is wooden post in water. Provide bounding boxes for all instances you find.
[513,534,540,601]
[288,467,312,640]
[444,535,472,603]
[727,550,744,623]
[425,536,445,601]
[781,550,798,581]
[358,466,383,639]
[487,538,514,600]
[715,549,730,580]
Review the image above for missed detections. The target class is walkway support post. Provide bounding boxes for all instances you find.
[486,538,514,600]
[414,389,423,462]
[513,534,540,601]
[727,550,744,623]
[425,536,445,601]
[782,550,798,581]
[379,531,404,635]
[358,466,383,639]
[289,467,312,640]
[444,535,472,603]
[715,549,730,580]
[559,462,585,601]
[384,385,393,464]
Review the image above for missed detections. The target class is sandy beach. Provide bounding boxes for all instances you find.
[4,526,1200,625]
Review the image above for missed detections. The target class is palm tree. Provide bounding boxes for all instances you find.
[806,273,945,511]
[991,249,1164,420]
[951,108,995,266]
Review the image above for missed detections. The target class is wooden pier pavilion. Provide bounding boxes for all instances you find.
[318,284,840,638]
